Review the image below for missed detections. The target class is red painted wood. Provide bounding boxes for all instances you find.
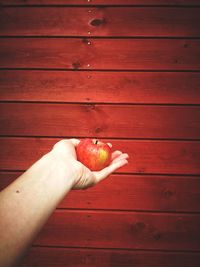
[0,2,199,262]
[1,103,200,139]
[1,0,200,6]
[1,71,200,104]
[34,210,200,251]
[20,247,200,267]
[0,38,199,70]
[1,171,200,212]
[0,138,199,175]
[1,7,200,37]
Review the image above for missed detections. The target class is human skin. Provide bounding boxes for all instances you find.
[0,139,129,267]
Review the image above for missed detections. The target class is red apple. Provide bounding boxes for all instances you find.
[76,138,112,171]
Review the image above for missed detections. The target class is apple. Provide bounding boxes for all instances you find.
[76,138,112,171]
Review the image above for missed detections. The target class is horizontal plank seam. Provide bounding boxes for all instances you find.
[1,70,200,73]
[1,101,200,107]
[1,101,200,105]
[55,207,200,214]
[114,172,200,177]
[1,68,200,72]
[2,5,200,8]
[54,209,200,215]
[32,244,200,253]
[0,168,200,178]
[0,135,200,142]
[1,169,199,178]
[1,170,200,180]
[1,36,200,39]
[0,170,200,179]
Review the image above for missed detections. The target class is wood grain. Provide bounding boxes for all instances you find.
[0,138,199,175]
[1,171,200,212]
[1,103,200,139]
[1,7,200,37]
[1,0,200,6]
[0,2,200,260]
[0,38,200,70]
[20,247,200,267]
[33,210,200,251]
[1,71,200,104]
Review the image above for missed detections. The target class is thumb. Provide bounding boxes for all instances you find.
[94,158,128,183]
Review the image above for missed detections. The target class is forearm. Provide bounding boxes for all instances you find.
[0,150,76,267]
[0,138,128,267]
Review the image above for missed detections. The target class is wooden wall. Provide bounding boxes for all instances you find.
[0,0,200,266]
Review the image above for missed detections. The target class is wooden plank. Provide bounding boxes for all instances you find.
[21,247,200,267]
[1,7,200,37]
[1,171,200,212]
[0,38,200,70]
[1,71,200,104]
[1,0,200,6]
[34,210,200,250]
[0,138,199,175]
[0,103,200,139]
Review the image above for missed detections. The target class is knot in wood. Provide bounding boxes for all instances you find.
[183,43,189,48]
[153,232,162,241]
[90,18,105,26]
[72,61,81,70]
[95,127,102,133]
[163,189,173,199]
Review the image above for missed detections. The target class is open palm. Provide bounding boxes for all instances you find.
[53,139,129,190]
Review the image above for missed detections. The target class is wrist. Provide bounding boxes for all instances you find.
[46,150,82,189]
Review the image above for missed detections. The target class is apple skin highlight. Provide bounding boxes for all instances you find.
[76,139,112,171]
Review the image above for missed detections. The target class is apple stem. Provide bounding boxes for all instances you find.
[95,140,98,145]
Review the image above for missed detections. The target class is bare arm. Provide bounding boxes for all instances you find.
[0,139,128,267]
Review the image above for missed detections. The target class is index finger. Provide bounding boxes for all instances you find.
[69,138,81,147]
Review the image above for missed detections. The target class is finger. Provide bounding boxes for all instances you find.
[111,150,122,161]
[53,139,70,149]
[107,142,112,148]
[94,159,128,183]
[112,153,129,164]
[69,138,80,147]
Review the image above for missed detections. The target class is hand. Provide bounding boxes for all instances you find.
[51,139,129,190]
